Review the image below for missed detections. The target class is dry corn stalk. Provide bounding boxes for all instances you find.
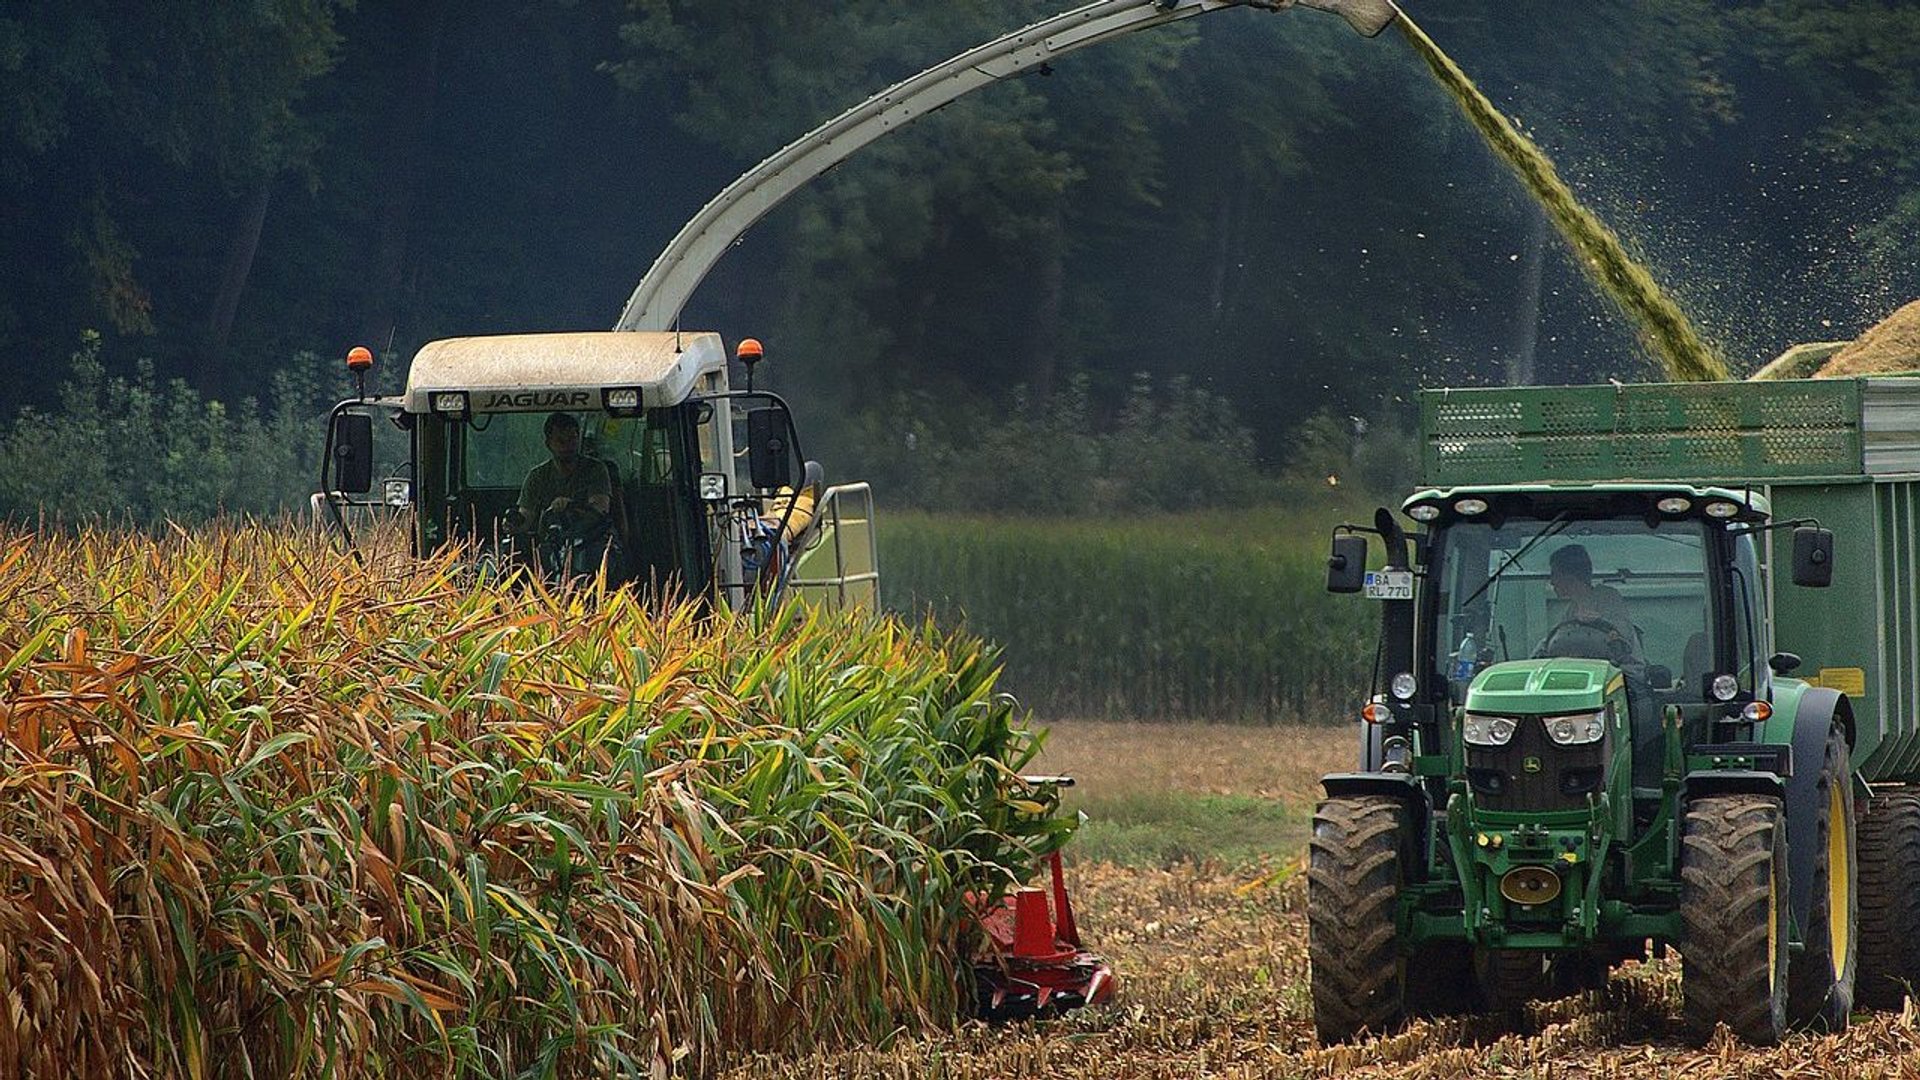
[0,523,1065,1078]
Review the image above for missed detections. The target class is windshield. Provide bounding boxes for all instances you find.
[458,411,682,493]
[1432,517,1715,699]
[419,406,707,593]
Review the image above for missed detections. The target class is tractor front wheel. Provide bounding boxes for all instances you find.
[1680,794,1789,1044]
[1309,795,1412,1043]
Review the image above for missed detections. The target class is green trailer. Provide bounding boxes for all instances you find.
[1310,377,1920,1045]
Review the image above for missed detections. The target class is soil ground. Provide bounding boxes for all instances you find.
[719,721,1920,1079]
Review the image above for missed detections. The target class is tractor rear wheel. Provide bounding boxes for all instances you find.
[1309,795,1412,1042]
[1856,791,1920,1010]
[1680,794,1789,1044]
[1786,723,1857,1030]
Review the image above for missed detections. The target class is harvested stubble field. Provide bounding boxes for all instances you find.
[724,721,1920,1079]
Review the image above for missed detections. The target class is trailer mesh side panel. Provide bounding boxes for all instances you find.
[1422,381,1869,486]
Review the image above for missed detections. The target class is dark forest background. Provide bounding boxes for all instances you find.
[3,1,1918,517]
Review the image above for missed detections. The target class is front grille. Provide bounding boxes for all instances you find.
[1467,717,1608,812]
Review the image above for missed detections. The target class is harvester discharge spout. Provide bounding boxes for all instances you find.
[617,0,1402,334]
[1285,0,1401,38]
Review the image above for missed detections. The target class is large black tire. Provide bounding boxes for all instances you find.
[1786,723,1857,1030]
[1680,794,1790,1044]
[1855,791,1920,1010]
[1309,795,1412,1042]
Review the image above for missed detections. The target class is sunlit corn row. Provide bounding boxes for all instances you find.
[0,523,1065,1078]
[881,510,1378,721]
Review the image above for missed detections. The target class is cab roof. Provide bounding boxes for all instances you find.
[1403,483,1772,525]
[402,331,725,413]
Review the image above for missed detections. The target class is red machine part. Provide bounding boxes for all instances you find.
[972,850,1116,1020]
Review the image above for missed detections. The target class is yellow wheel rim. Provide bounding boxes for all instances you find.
[1828,781,1851,981]
[1769,865,1779,995]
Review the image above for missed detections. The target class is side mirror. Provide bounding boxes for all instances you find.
[1769,651,1803,675]
[331,412,373,494]
[746,407,793,490]
[1792,526,1834,588]
[1327,534,1368,594]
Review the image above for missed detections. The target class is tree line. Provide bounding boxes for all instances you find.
[2,1,1916,510]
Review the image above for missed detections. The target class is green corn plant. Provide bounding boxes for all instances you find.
[0,523,1067,1078]
[880,510,1379,722]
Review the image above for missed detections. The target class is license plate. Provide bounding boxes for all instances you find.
[1363,570,1414,601]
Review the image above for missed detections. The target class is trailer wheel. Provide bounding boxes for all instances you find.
[1787,723,1857,1030]
[1855,791,1920,1010]
[1309,795,1411,1042]
[1680,794,1789,1044]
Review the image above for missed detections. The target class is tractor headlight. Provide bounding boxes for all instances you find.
[1710,673,1740,702]
[1543,711,1605,746]
[430,391,470,417]
[1390,672,1418,701]
[1463,714,1518,747]
[1704,499,1741,519]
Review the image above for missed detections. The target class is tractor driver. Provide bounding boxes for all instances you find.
[514,411,611,532]
[1537,543,1639,662]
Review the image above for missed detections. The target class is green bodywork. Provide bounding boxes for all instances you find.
[1401,659,1687,949]
[1420,377,1920,784]
[1371,376,1920,959]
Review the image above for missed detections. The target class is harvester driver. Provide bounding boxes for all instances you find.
[516,411,612,526]
[507,411,626,585]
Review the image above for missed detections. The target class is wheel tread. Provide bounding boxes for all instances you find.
[1681,794,1788,1045]
[1856,791,1920,1010]
[1309,796,1409,1042]
[1786,724,1856,1031]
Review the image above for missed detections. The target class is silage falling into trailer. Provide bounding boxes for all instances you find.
[1393,10,1730,384]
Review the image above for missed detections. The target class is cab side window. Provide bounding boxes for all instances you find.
[1730,534,1762,693]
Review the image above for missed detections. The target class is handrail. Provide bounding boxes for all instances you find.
[789,483,880,609]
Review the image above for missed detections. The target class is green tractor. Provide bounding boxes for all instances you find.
[1311,377,1920,1044]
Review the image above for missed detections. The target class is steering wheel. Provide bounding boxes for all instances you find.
[1533,615,1633,664]
[535,503,616,583]
[538,501,610,541]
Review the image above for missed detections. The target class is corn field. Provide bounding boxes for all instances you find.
[0,524,1067,1078]
[880,509,1379,721]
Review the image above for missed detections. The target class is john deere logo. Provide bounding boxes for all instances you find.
[1523,756,1543,774]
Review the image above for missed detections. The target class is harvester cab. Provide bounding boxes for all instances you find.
[316,332,878,610]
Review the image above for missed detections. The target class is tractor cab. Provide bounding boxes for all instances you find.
[317,331,878,610]
[1331,485,1834,803]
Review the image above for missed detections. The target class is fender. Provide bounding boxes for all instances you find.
[1680,769,1786,800]
[1759,679,1855,940]
[1321,771,1424,802]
